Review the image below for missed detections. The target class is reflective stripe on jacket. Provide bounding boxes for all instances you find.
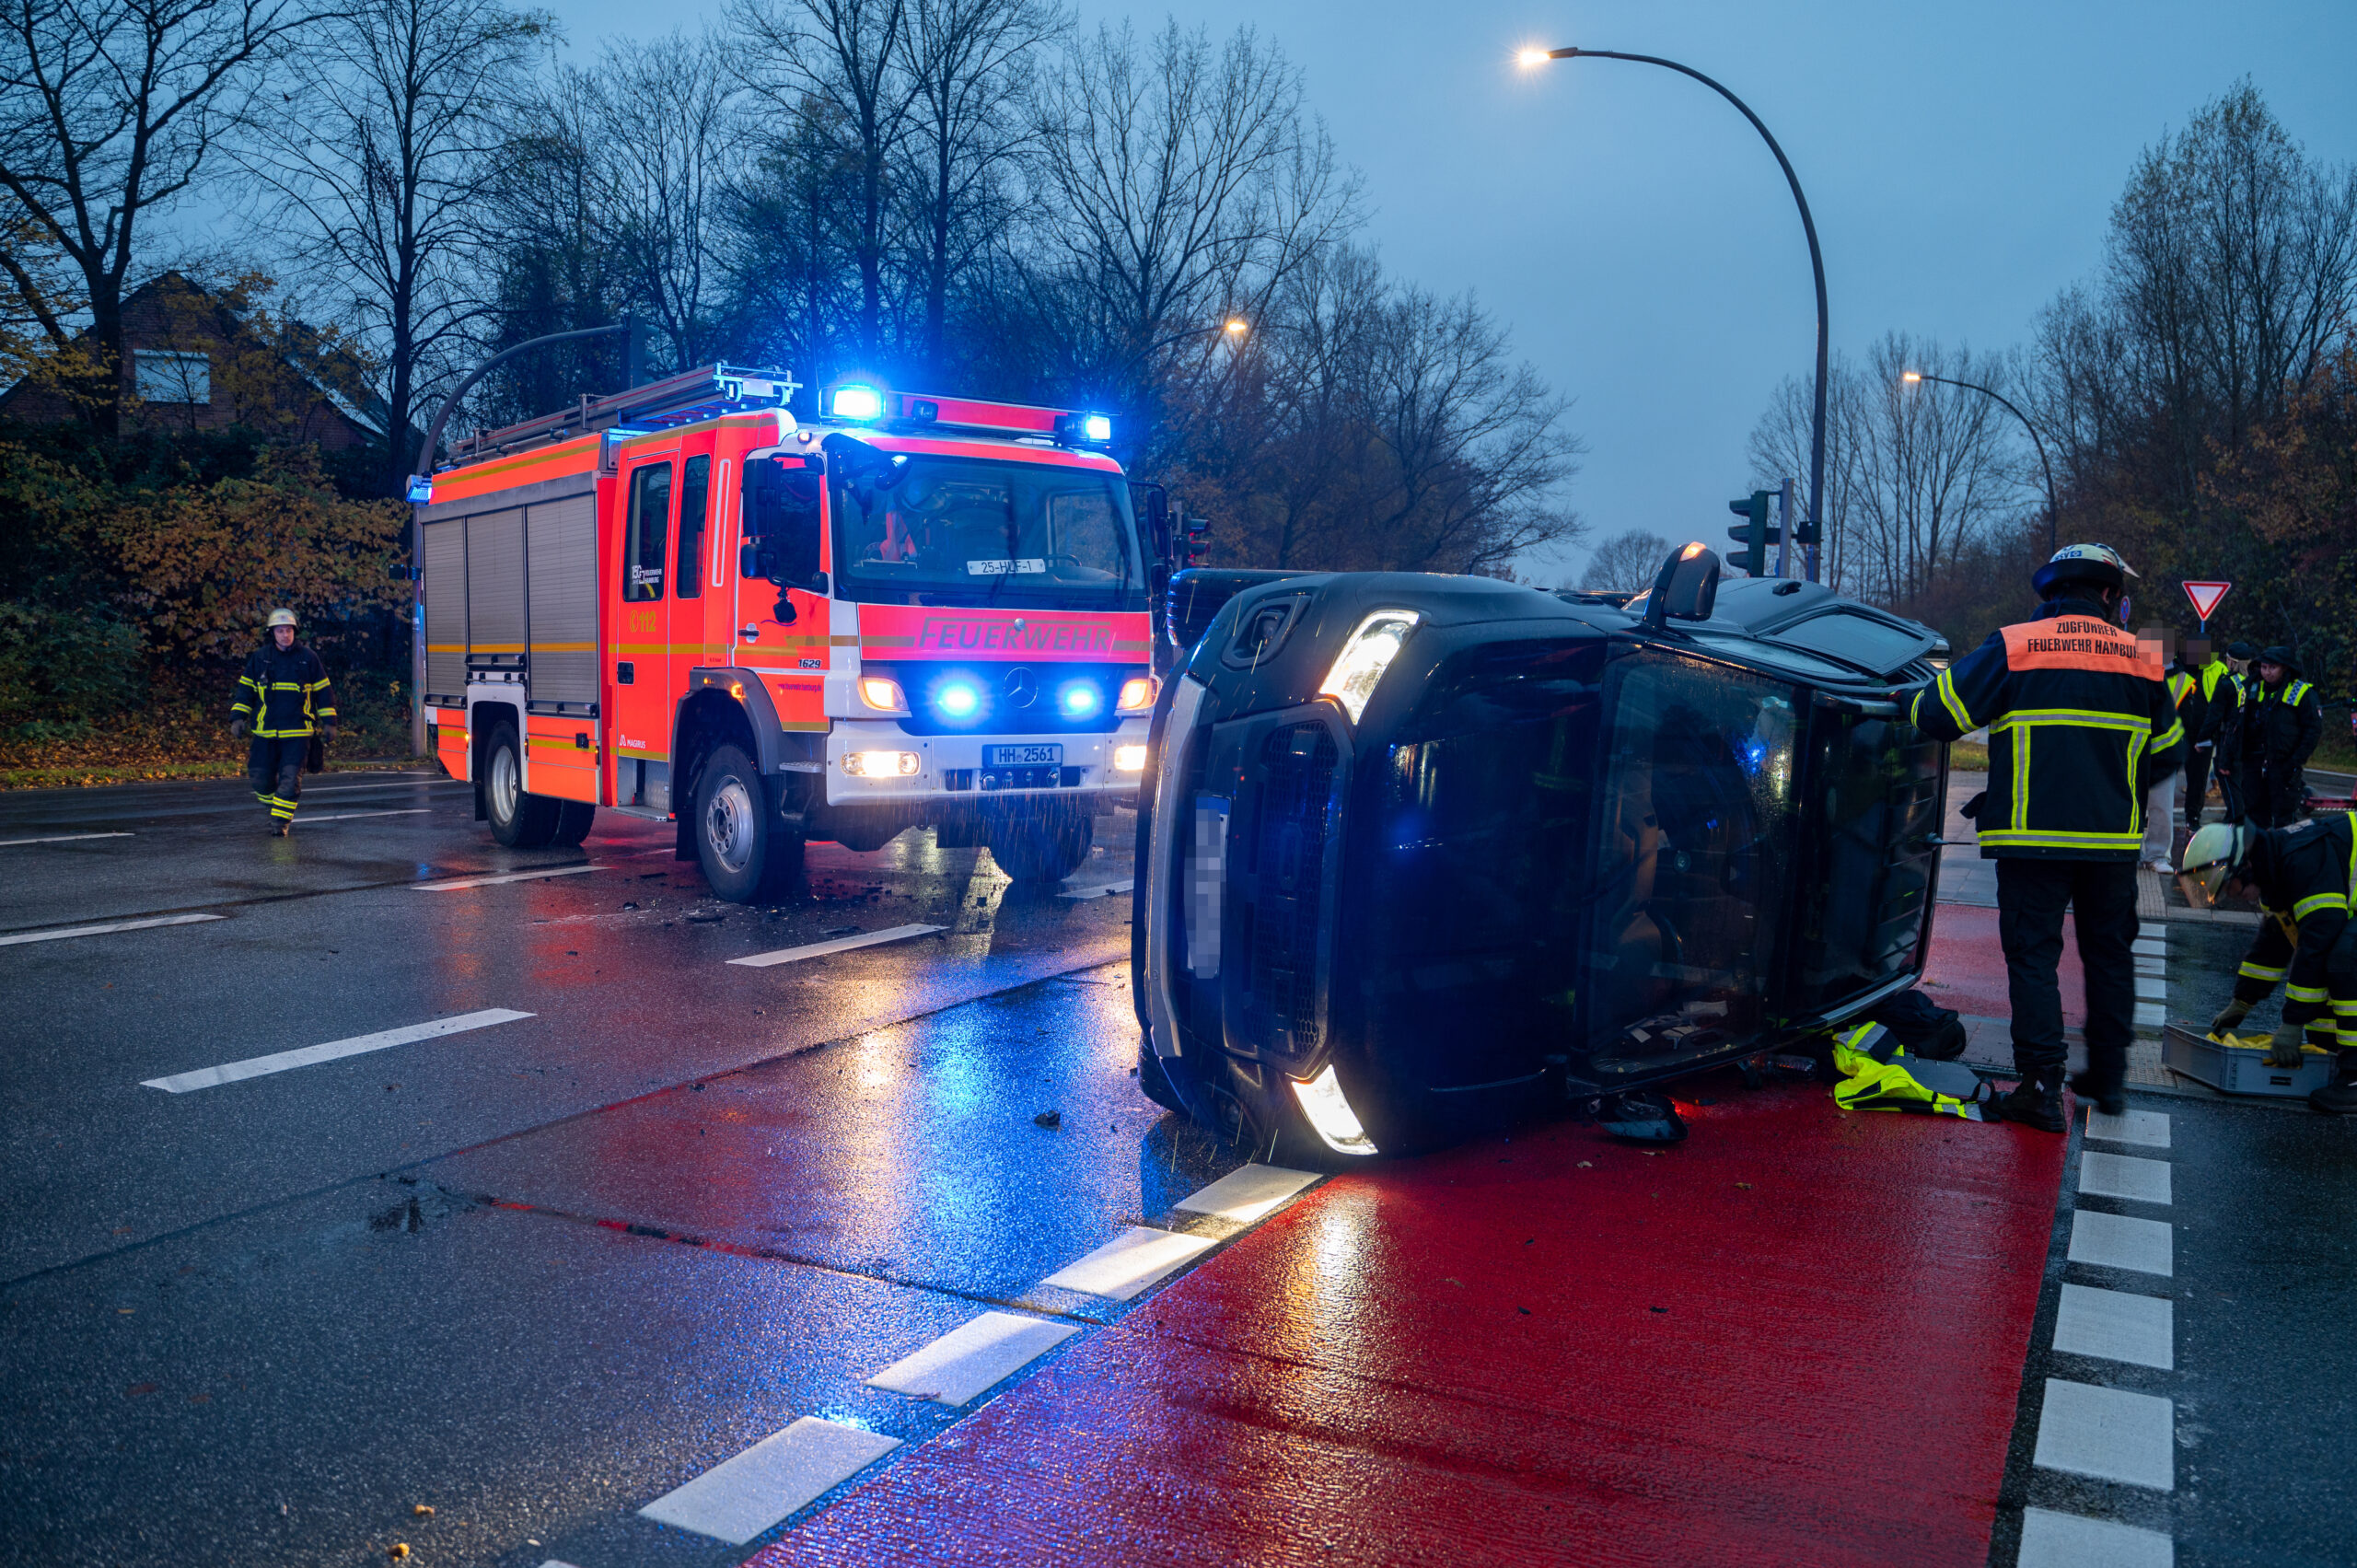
[2233,813,2356,1037]
[2240,678,2324,773]
[1908,598,2184,861]
[231,643,337,738]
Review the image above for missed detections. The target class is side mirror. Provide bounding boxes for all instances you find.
[1133,482,1171,562]
[1644,543,1722,630]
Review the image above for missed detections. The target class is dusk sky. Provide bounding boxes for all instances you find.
[556,0,2357,585]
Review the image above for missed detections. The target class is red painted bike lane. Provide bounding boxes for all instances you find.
[753,1052,2064,1564]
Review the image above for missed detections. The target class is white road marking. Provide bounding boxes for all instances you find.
[1173,1164,1319,1225]
[2131,936,2165,957]
[2018,1507,2174,1568]
[2032,1377,2174,1491]
[2081,1151,2172,1206]
[2132,1001,2166,1028]
[728,923,945,967]
[141,1008,532,1093]
[2132,975,2165,1001]
[1041,1225,1217,1302]
[298,780,461,793]
[2067,1211,2174,1276]
[2087,1106,2171,1149]
[412,865,599,891]
[286,809,432,823]
[2132,955,2165,977]
[0,831,133,847]
[1057,877,1134,900]
[636,1417,899,1544]
[0,912,222,947]
[866,1312,1080,1407]
[2053,1283,2174,1370]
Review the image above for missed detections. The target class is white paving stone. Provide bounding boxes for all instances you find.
[2053,1283,2174,1370]
[2068,1210,2174,1276]
[2081,1151,2172,1205]
[2033,1378,2175,1491]
[2018,1508,2173,1568]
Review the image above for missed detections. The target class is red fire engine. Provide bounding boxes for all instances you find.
[415,366,1166,900]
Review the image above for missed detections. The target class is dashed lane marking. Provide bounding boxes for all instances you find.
[2032,1377,2176,1491]
[286,809,433,824]
[727,923,946,967]
[1040,1225,1218,1302]
[2086,1105,2171,1149]
[140,1007,533,1093]
[2080,1151,2173,1206]
[411,865,599,892]
[0,831,134,847]
[636,1417,899,1545]
[2052,1283,2174,1370]
[1057,877,1134,900]
[0,912,222,947]
[2066,1208,2173,1276]
[2018,1506,2174,1568]
[866,1312,1081,1407]
[1171,1162,1320,1224]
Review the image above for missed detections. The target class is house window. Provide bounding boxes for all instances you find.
[134,351,211,405]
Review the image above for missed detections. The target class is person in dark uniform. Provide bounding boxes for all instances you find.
[2180,813,2357,1113]
[2239,645,2323,829]
[229,608,336,835]
[1909,544,2183,1128]
[2214,640,2257,823]
[2181,637,2230,830]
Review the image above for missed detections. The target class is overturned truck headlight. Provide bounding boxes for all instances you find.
[1318,610,1420,724]
[1292,1065,1377,1156]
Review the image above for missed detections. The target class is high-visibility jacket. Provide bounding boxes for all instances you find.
[2193,660,2235,746]
[2232,812,2356,1047]
[1910,598,2184,861]
[2167,666,2207,757]
[231,642,337,738]
[2239,676,2324,775]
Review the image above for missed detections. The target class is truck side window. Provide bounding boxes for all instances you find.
[625,462,672,602]
[675,455,710,600]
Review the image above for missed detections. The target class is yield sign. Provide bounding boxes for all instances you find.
[2182,580,2232,621]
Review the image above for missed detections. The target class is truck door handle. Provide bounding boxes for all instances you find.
[617,661,634,685]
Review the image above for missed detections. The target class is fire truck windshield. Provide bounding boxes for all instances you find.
[828,455,1146,609]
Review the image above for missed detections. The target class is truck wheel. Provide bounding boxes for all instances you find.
[484,722,559,847]
[550,800,596,848]
[987,809,1093,882]
[696,744,801,902]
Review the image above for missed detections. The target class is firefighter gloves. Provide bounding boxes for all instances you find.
[229,717,249,739]
[2211,998,2253,1038]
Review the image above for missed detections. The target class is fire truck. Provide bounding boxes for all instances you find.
[415,366,1165,900]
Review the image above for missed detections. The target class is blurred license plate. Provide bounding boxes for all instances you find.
[984,744,1062,766]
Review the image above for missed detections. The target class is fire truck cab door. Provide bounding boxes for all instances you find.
[614,449,679,807]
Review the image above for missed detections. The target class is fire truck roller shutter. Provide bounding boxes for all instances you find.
[422,517,467,703]
[527,494,598,707]
[467,507,525,670]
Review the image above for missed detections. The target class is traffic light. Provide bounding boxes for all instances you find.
[1726,490,1779,575]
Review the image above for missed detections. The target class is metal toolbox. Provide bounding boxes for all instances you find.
[2162,1022,2334,1098]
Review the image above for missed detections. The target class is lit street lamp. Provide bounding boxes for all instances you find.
[1900,369,2059,554]
[1520,45,1829,583]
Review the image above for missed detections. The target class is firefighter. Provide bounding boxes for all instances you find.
[2180,814,2357,1113]
[2214,640,2258,823]
[1910,544,2183,1128]
[2238,645,2323,829]
[2181,638,2232,830]
[228,609,336,835]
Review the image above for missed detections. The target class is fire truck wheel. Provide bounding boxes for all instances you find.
[483,722,559,847]
[549,800,596,848]
[986,809,1094,882]
[696,744,800,902]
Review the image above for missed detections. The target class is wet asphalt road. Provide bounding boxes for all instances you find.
[0,772,1245,1568]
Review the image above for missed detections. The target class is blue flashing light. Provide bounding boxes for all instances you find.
[1058,681,1102,718]
[935,679,981,719]
[1080,413,1112,444]
[830,384,885,422]
[404,474,434,505]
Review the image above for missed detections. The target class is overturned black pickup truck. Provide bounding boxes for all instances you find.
[1131,548,1951,1162]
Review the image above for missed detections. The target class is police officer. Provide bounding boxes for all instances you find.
[2181,637,2231,831]
[2180,813,2357,1113]
[2239,645,2323,829]
[228,609,336,835]
[1910,544,2184,1128]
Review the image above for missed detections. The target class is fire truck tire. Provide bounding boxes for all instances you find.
[483,722,560,847]
[550,800,596,848]
[696,744,800,902]
[986,809,1094,882]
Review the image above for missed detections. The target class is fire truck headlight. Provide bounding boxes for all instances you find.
[830,384,884,421]
[1115,676,1158,713]
[1318,609,1422,724]
[935,679,981,719]
[1058,681,1102,718]
[1113,745,1148,772]
[858,677,906,712]
[844,749,920,777]
[1292,1065,1378,1156]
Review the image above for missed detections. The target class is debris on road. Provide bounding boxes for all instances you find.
[1033,1109,1062,1129]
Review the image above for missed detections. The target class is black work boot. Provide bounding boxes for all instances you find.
[2069,1070,2127,1118]
[2308,1051,2357,1116]
[1991,1074,2066,1132]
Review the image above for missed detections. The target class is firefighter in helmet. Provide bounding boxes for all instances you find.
[2237,645,2323,829]
[1908,543,2183,1129]
[228,609,336,834]
[2181,814,2357,1114]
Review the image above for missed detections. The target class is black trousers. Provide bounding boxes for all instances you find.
[2244,764,2305,829]
[1996,857,2140,1086]
[247,736,307,820]
[2182,745,2212,828]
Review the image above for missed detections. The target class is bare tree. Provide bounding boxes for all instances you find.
[1580,528,1671,590]
[242,0,547,494]
[1749,358,1863,593]
[1843,334,2020,608]
[0,0,325,430]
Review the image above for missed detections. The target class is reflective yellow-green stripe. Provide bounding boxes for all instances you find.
[1933,668,1971,732]
[2287,983,2328,1004]
[2293,892,2350,921]
[2152,716,2183,752]
[1977,829,2142,850]
[2240,961,2289,981]
[1990,708,2154,733]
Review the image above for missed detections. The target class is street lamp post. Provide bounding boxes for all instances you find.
[1900,370,2058,555]
[1520,46,1829,583]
